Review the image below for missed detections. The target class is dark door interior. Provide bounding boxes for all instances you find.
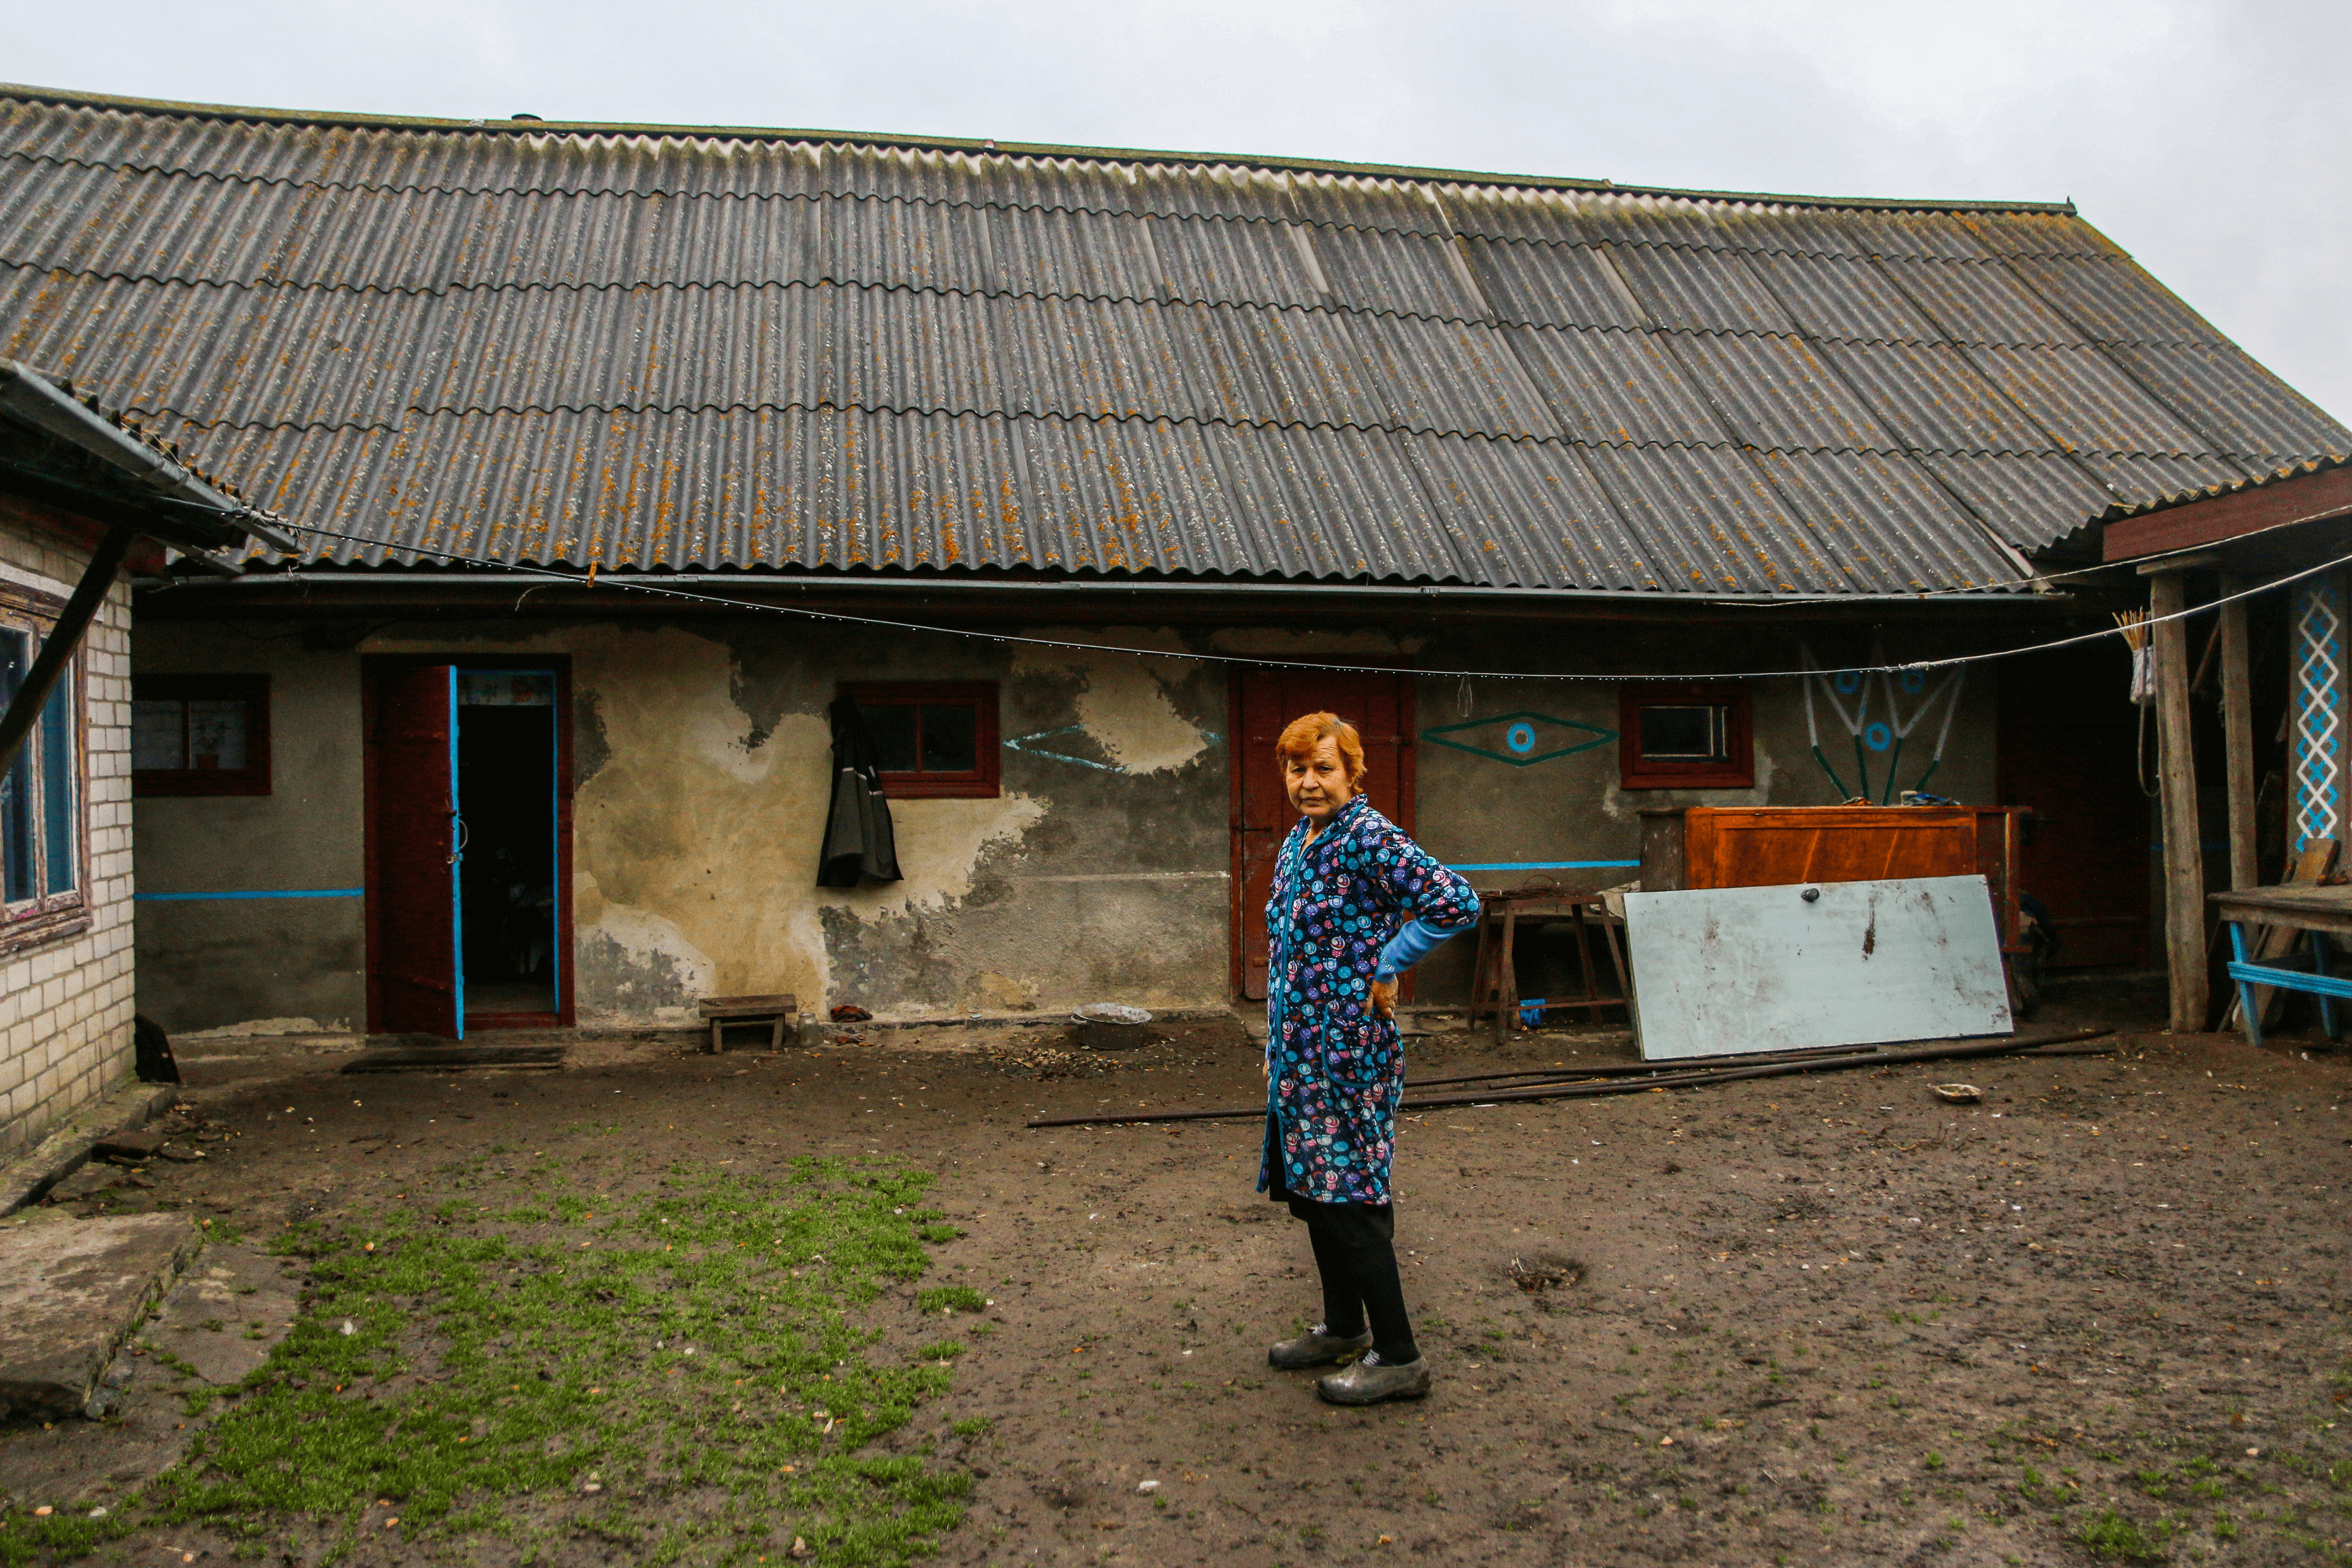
[1996,641,2152,969]
[370,664,462,1036]
[456,670,560,1026]
[1231,671,1415,998]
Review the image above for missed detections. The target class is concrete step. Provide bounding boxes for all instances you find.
[0,1213,201,1419]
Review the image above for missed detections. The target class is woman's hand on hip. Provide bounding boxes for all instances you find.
[1367,977,1398,1020]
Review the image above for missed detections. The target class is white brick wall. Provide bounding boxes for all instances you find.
[0,502,137,1156]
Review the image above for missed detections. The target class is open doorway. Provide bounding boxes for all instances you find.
[364,658,573,1036]
[456,670,560,1026]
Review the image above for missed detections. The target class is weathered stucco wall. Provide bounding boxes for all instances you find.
[357,619,1229,1027]
[131,624,365,1034]
[129,609,2006,1029]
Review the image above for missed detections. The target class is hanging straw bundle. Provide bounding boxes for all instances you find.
[2115,609,2159,795]
[2114,609,2156,705]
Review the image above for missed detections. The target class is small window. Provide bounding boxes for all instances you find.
[841,681,999,798]
[133,675,272,796]
[1620,682,1752,790]
[0,593,85,946]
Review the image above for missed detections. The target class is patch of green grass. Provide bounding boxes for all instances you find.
[916,1286,985,1314]
[916,1341,965,1361]
[119,1156,968,1566]
[2077,1508,2171,1562]
[948,1416,990,1437]
[0,1507,134,1566]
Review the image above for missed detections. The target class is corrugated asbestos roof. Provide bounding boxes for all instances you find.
[2,85,2346,594]
[2096,452,2352,521]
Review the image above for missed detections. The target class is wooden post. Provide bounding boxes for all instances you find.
[2150,571,2208,1031]
[2218,575,2258,893]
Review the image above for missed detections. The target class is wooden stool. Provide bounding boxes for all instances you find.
[699,993,799,1054]
[1467,895,1631,1043]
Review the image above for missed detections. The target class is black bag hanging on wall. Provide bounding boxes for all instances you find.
[818,695,903,887]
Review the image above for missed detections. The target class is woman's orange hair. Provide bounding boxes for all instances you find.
[1275,711,1367,786]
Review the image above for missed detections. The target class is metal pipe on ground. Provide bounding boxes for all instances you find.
[1404,1043,1888,1089]
[1023,1024,2113,1129]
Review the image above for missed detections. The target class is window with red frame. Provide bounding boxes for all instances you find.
[842,681,999,798]
[1,583,87,953]
[133,674,272,796]
[1619,682,1752,790]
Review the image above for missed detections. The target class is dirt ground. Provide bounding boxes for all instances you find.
[4,974,2350,1567]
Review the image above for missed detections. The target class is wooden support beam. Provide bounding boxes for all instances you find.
[2150,570,2208,1030]
[2218,575,2258,893]
[0,520,134,781]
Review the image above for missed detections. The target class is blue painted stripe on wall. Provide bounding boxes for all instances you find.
[135,888,365,902]
[1446,861,1641,872]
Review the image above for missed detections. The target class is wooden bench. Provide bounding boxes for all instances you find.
[698,993,799,1054]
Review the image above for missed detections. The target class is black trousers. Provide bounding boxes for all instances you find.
[1267,1118,1420,1364]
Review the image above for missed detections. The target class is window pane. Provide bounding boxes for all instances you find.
[185,700,248,770]
[1,630,27,902]
[919,703,977,773]
[40,677,74,894]
[134,699,187,770]
[863,704,919,772]
[1638,704,1725,761]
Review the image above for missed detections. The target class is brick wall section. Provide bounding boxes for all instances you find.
[0,497,136,1158]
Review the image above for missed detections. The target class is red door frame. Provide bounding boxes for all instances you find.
[363,654,577,1032]
[1227,669,1418,999]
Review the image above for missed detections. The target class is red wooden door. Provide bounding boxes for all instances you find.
[370,665,464,1036]
[1231,671,1416,998]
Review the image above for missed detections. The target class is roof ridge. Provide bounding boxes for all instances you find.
[0,81,2078,216]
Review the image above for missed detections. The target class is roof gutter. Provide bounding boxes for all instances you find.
[137,570,2052,608]
[0,360,300,554]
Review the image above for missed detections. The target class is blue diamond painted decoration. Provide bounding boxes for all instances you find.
[1422,711,1614,768]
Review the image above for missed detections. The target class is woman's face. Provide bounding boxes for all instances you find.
[1284,735,1356,826]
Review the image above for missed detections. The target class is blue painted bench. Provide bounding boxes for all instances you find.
[2209,885,2352,1046]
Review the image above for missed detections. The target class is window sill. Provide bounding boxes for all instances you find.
[1619,769,1755,791]
[876,778,1000,799]
[0,910,91,960]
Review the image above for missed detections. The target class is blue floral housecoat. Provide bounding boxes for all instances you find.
[1259,793,1481,1206]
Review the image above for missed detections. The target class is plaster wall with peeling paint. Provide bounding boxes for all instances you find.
[129,613,2003,1035]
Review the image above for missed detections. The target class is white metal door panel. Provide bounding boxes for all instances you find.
[1623,875,2012,1061]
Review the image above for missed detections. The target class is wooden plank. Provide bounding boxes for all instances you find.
[2218,579,2259,894]
[698,994,799,1018]
[1622,875,2011,1060]
[2150,571,2208,1031]
[342,1045,564,1073]
[2101,464,2352,562]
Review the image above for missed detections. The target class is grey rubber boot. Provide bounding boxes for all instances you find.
[1315,1350,1431,1404]
[1268,1325,1373,1370]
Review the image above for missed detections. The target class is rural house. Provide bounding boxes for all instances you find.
[0,358,288,1151]
[2,85,2345,1039]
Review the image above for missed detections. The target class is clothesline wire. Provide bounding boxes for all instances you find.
[236,518,2352,685]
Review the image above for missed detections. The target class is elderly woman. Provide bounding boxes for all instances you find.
[1260,711,1480,1405]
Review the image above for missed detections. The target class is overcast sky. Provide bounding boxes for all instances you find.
[9,0,2346,425]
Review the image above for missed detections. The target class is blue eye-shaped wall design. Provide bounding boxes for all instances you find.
[1423,711,1614,768]
[1863,722,1893,752]
[1898,670,1926,695]
[1833,671,1863,695]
